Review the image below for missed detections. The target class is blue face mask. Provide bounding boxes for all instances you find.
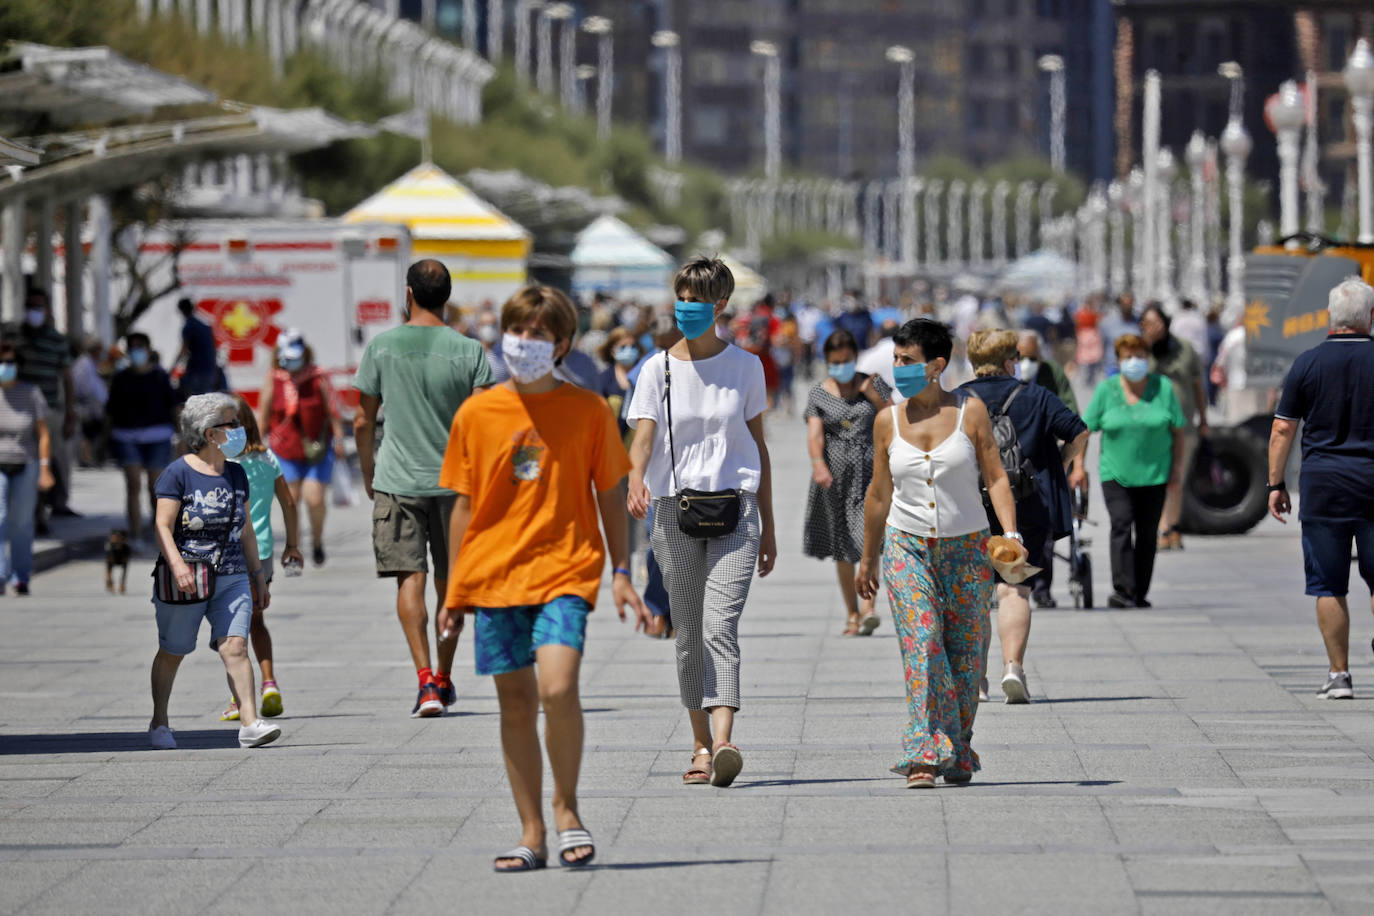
[280,356,305,373]
[613,345,640,367]
[130,348,150,369]
[1120,356,1149,382]
[674,300,717,340]
[827,360,857,384]
[218,426,247,459]
[0,363,16,385]
[893,362,929,398]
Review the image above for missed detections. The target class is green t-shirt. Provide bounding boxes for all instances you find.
[1083,374,1186,488]
[232,451,282,561]
[353,324,494,497]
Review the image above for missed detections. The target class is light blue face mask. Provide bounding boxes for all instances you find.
[827,360,857,384]
[0,363,16,385]
[1120,356,1149,382]
[674,300,717,340]
[218,426,247,459]
[892,362,929,398]
[130,348,150,369]
[613,345,641,366]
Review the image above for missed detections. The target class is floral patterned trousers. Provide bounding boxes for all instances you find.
[882,527,993,777]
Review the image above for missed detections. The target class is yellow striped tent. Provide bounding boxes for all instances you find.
[343,163,531,304]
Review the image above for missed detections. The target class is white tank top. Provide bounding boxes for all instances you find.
[886,393,989,539]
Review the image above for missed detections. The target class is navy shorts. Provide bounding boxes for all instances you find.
[111,437,172,470]
[1301,519,1374,598]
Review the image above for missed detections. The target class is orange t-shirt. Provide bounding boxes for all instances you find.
[440,383,631,610]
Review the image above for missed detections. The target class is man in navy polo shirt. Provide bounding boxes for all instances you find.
[1267,276,1374,700]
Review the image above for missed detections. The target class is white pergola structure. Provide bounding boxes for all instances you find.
[136,0,493,126]
[0,46,373,339]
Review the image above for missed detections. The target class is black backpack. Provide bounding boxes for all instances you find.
[981,384,1040,508]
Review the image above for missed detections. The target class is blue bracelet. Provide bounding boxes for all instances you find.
[613,566,632,577]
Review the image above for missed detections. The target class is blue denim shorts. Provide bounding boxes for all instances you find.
[111,437,172,470]
[277,449,335,485]
[473,596,591,676]
[153,572,252,655]
[1301,519,1374,598]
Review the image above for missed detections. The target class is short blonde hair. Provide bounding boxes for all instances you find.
[500,286,579,345]
[967,328,1019,377]
[674,255,734,304]
[1114,332,1147,359]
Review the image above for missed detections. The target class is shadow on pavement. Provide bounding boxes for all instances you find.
[589,858,771,871]
[1032,696,1162,704]
[741,777,891,788]
[962,779,1122,788]
[0,730,239,755]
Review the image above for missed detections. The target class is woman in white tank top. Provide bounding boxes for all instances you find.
[856,319,1020,788]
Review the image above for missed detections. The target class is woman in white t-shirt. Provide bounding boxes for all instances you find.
[628,257,777,789]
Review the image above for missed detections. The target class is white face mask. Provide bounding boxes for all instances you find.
[1018,358,1040,381]
[502,333,556,384]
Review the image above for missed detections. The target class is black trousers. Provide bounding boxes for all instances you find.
[1100,481,1167,603]
[1031,535,1055,600]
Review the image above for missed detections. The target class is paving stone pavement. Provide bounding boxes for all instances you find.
[3,403,1374,915]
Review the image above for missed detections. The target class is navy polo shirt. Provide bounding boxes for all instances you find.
[1274,334,1374,523]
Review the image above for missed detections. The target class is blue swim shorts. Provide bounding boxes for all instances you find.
[473,595,591,676]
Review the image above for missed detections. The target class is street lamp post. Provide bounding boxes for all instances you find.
[1140,70,1162,300]
[1038,54,1066,174]
[1128,167,1145,296]
[924,179,943,268]
[886,46,916,186]
[487,0,504,62]
[1303,69,1325,235]
[515,0,541,87]
[751,40,781,182]
[969,180,987,268]
[948,179,966,267]
[1186,130,1209,303]
[1219,61,1250,314]
[991,180,1010,265]
[1155,147,1178,308]
[535,3,557,95]
[543,3,573,104]
[582,16,613,140]
[574,64,596,115]
[652,30,681,164]
[1344,38,1374,243]
[1271,80,1306,248]
[1015,180,1035,258]
[1108,180,1126,294]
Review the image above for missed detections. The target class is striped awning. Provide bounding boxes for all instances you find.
[342,163,530,252]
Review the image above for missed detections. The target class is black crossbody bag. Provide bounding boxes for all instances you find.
[664,352,741,539]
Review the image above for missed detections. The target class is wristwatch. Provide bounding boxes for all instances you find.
[1267,481,1287,493]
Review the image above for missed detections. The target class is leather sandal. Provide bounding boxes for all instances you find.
[710,742,743,787]
[683,748,712,785]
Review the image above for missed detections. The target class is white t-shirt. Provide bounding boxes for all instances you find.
[1216,324,1247,390]
[856,338,896,389]
[627,345,767,497]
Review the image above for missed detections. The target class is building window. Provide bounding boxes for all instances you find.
[968,43,987,75]
[693,106,729,145]
[1327,97,1345,142]
[968,99,988,131]
[1327,22,1350,71]
[1003,45,1018,74]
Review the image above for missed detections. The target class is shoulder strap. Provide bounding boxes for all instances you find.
[956,391,969,426]
[212,473,239,570]
[663,351,680,494]
[999,382,1027,415]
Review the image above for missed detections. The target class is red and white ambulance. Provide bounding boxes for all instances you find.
[129,219,412,410]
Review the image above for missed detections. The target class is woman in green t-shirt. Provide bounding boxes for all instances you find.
[1083,334,1185,609]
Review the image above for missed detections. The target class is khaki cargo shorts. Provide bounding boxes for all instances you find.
[371,491,457,580]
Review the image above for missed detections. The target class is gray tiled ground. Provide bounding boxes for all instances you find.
[3,407,1374,915]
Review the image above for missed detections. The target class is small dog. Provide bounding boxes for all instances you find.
[105,529,131,594]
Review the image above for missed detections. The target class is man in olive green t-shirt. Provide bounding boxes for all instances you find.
[353,259,494,718]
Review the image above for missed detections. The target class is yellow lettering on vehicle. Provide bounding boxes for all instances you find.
[1282,308,1331,339]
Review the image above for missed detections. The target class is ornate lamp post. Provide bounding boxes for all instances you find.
[515,0,541,87]
[1038,54,1066,174]
[1220,61,1251,315]
[1108,180,1127,294]
[969,180,987,268]
[1186,131,1209,303]
[1270,80,1306,247]
[947,179,966,267]
[574,64,595,115]
[652,30,681,164]
[924,179,943,267]
[887,45,916,270]
[991,180,1010,265]
[751,40,781,182]
[487,0,504,62]
[535,3,557,95]
[581,16,613,139]
[1128,167,1146,296]
[1344,38,1374,243]
[543,3,574,104]
[1140,70,1162,300]
[1015,180,1035,258]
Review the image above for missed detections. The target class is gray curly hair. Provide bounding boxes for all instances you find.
[180,393,238,452]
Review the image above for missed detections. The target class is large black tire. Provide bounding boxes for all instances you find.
[1079,554,1093,609]
[1179,426,1270,536]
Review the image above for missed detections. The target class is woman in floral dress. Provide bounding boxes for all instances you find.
[857,319,1018,787]
[803,329,892,635]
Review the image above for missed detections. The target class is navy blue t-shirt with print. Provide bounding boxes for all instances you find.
[1274,334,1374,523]
[154,458,250,573]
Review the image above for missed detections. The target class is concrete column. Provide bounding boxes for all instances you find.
[88,195,113,345]
[1,196,24,325]
[63,201,85,339]
[281,0,298,55]
[34,199,55,298]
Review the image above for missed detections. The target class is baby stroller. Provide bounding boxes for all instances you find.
[1057,481,1094,609]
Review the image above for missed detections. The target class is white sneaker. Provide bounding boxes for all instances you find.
[1002,664,1031,704]
[238,720,281,748]
[148,725,176,750]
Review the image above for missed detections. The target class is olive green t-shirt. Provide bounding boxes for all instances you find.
[353,325,494,497]
[1083,374,1186,488]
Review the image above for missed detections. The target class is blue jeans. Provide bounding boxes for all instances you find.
[643,504,669,621]
[0,462,39,585]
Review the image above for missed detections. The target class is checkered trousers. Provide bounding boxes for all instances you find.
[649,493,761,710]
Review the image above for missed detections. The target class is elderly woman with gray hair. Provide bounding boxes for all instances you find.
[148,393,280,750]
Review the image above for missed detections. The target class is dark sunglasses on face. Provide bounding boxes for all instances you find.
[210,420,242,430]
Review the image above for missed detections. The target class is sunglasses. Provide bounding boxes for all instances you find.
[210,420,242,430]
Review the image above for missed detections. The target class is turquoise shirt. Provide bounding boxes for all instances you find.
[1083,374,1185,488]
[232,451,283,560]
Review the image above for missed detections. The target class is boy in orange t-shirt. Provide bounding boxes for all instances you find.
[437,286,649,874]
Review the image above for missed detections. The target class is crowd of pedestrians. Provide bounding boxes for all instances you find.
[37,247,1356,869]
